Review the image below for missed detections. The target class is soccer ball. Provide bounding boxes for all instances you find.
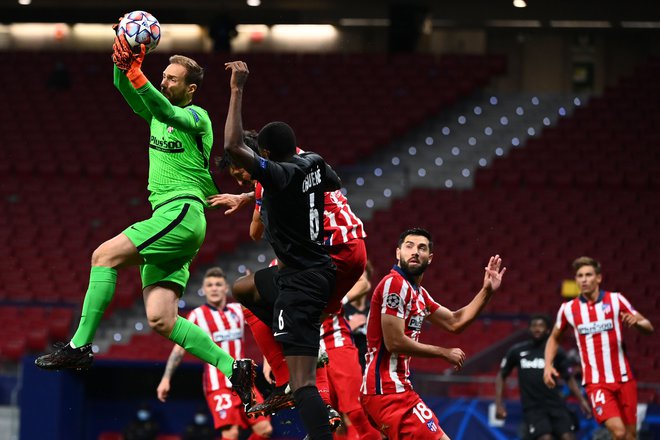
[117,10,161,53]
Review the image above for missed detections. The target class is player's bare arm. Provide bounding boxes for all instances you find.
[207,191,255,214]
[344,271,372,303]
[223,61,257,171]
[427,255,506,333]
[381,314,465,369]
[494,370,507,419]
[567,374,592,417]
[543,325,563,388]
[249,209,264,241]
[621,311,654,334]
[157,344,186,402]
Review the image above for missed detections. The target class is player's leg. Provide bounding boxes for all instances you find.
[326,346,381,439]
[618,380,638,440]
[603,417,627,440]
[243,308,290,387]
[524,408,554,440]
[552,407,577,440]
[243,387,273,439]
[276,266,336,439]
[240,267,291,387]
[142,280,236,379]
[220,425,240,440]
[75,233,144,346]
[325,239,367,314]
[34,232,144,369]
[248,420,273,440]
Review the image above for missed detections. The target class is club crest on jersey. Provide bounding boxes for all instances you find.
[427,421,438,432]
[385,293,402,309]
[167,126,174,133]
[601,303,612,315]
[595,406,603,416]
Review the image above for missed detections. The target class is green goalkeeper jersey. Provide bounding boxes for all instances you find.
[113,65,218,210]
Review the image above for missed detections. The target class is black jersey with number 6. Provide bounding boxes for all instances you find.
[249,151,341,270]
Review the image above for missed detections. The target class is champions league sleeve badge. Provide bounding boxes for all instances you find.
[385,293,402,309]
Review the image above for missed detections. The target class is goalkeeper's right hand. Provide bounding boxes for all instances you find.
[111,16,132,71]
[112,35,132,71]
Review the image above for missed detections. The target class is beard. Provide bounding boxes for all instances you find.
[399,258,429,277]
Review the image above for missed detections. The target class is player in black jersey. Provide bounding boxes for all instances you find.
[223,60,341,440]
[495,315,591,440]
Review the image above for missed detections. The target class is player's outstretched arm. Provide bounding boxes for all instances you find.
[427,255,506,334]
[207,191,255,215]
[111,23,152,121]
[224,61,257,172]
[157,344,186,402]
[381,314,465,370]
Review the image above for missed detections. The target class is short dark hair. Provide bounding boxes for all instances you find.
[572,256,601,274]
[258,121,296,160]
[204,267,226,279]
[218,130,260,169]
[397,227,433,252]
[529,314,552,328]
[169,55,204,87]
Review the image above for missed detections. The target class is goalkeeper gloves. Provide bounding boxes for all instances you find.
[111,20,148,89]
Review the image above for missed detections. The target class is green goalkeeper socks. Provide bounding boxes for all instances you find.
[71,266,118,348]
[168,316,235,377]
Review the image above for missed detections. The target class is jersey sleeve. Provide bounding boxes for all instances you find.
[616,293,637,315]
[113,65,153,122]
[379,276,408,319]
[249,157,294,193]
[555,302,570,332]
[499,346,518,378]
[420,288,441,314]
[136,82,210,134]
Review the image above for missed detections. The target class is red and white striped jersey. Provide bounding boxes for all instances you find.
[361,267,441,395]
[320,309,353,351]
[555,290,637,385]
[253,147,366,246]
[187,302,245,391]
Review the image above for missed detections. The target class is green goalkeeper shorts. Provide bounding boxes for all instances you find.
[123,197,206,293]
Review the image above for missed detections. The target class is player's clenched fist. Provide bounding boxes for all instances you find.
[443,347,466,371]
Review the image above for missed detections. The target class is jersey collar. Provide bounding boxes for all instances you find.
[579,289,605,304]
[393,265,419,291]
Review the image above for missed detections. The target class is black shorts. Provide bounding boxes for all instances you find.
[524,406,575,439]
[255,264,335,357]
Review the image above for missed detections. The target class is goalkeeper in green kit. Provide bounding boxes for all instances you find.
[35,23,256,405]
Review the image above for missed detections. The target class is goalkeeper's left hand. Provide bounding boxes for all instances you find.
[113,34,148,89]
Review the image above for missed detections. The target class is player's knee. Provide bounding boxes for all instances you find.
[609,427,626,440]
[91,245,112,267]
[222,425,240,439]
[146,312,175,336]
[232,278,258,305]
[254,420,273,437]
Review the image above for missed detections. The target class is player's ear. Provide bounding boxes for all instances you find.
[427,252,433,265]
[188,83,197,94]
